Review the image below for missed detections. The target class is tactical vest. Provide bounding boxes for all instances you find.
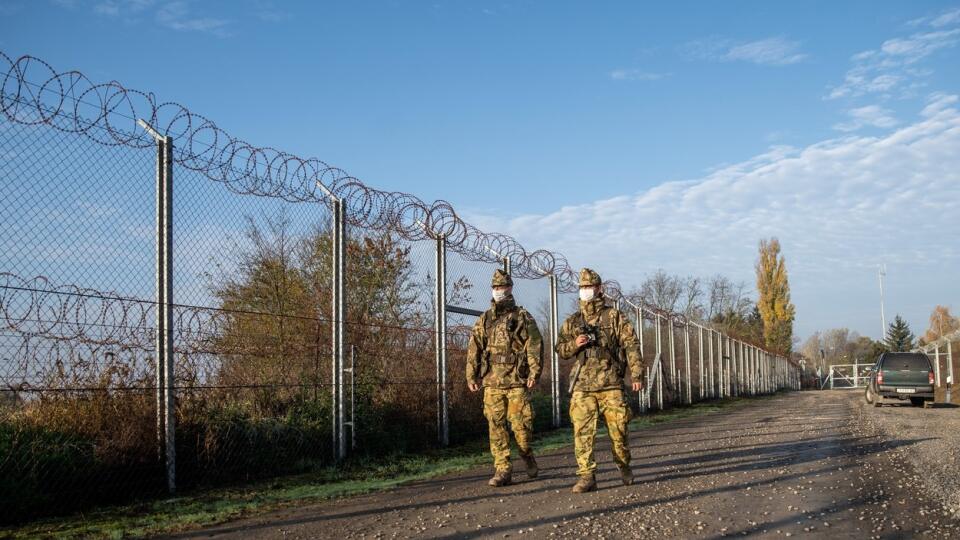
[480,308,529,377]
[573,307,627,378]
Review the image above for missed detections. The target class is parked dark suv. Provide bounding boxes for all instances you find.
[864,352,935,407]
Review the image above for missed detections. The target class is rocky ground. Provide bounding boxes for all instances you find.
[170,391,959,539]
[855,389,960,519]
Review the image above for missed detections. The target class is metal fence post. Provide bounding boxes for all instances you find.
[655,315,662,406]
[732,340,739,397]
[435,234,449,446]
[323,191,347,462]
[683,323,692,404]
[141,119,176,494]
[716,332,723,398]
[668,320,677,403]
[739,341,750,396]
[935,343,941,387]
[725,335,731,397]
[160,133,175,494]
[636,305,644,410]
[698,325,704,400]
[707,329,714,398]
[349,345,356,450]
[947,340,954,403]
[549,274,560,427]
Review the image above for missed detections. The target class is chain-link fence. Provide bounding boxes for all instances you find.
[0,51,800,523]
[919,330,959,405]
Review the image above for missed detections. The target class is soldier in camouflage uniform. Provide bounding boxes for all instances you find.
[556,268,644,493]
[466,269,544,487]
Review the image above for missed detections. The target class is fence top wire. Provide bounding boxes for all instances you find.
[0,51,583,289]
[0,51,791,363]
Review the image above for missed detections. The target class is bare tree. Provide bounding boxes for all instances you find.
[681,277,703,319]
[637,269,682,313]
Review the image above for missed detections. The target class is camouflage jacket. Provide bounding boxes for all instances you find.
[556,297,643,392]
[466,296,543,389]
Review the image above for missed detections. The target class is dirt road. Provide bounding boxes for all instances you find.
[175,392,958,539]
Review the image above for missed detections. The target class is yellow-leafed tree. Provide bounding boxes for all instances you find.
[923,305,959,343]
[755,238,796,354]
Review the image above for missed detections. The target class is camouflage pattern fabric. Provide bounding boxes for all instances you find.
[483,387,535,472]
[555,296,644,392]
[466,295,543,389]
[491,268,513,287]
[570,388,632,476]
[579,267,602,287]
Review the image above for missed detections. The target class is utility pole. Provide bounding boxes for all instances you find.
[878,264,887,339]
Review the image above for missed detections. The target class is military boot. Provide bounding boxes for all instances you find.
[571,473,596,493]
[522,455,539,479]
[618,465,634,486]
[488,470,512,487]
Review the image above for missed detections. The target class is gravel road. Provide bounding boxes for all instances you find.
[172,391,959,539]
[855,390,960,518]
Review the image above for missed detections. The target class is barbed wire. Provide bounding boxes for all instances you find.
[0,51,580,290]
[0,50,787,359]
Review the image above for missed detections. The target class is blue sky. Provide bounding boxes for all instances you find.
[1,0,959,342]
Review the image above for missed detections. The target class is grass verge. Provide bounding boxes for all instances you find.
[4,395,761,539]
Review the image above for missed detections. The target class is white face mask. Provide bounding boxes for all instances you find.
[492,289,510,302]
[579,287,596,302]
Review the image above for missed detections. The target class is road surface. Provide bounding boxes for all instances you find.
[173,391,958,539]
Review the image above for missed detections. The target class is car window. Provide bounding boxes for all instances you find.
[881,353,931,371]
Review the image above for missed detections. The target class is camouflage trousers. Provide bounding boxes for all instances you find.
[569,389,632,476]
[483,387,534,472]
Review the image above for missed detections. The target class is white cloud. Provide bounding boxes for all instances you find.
[683,36,808,66]
[832,105,899,132]
[609,69,670,81]
[252,0,290,22]
[724,37,808,65]
[912,7,960,28]
[931,8,960,27]
[827,11,960,100]
[91,0,154,17]
[73,0,231,36]
[880,29,960,60]
[464,95,960,339]
[156,1,232,37]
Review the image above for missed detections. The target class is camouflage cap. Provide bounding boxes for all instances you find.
[579,267,602,287]
[491,269,513,287]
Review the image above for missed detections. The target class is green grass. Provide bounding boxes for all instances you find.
[4,396,760,539]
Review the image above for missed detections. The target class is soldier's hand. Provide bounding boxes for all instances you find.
[631,381,642,392]
[468,382,480,392]
[526,378,536,389]
[575,335,590,347]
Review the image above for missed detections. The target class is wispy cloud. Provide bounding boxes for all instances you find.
[832,105,899,132]
[92,0,154,17]
[908,7,960,28]
[683,36,808,66]
[827,9,960,100]
[724,37,808,65]
[155,1,232,37]
[609,69,670,81]
[62,0,234,37]
[252,0,290,23]
[464,94,960,338]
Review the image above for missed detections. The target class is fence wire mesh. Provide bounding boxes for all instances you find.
[0,51,800,523]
